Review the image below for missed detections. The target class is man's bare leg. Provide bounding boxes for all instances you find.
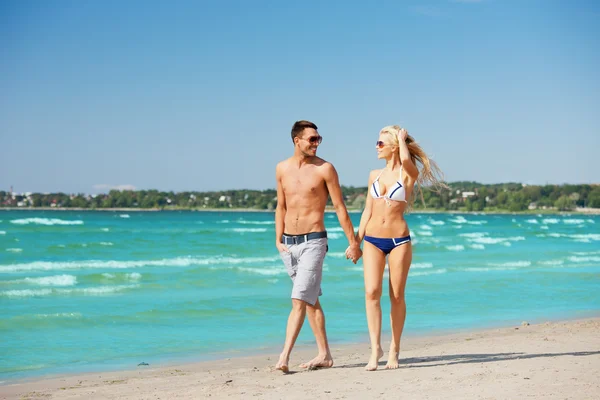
[276,298,307,373]
[299,298,334,369]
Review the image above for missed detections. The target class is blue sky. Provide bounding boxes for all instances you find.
[1,0,598,193]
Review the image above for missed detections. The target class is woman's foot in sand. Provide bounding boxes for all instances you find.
[275,353,290,374]
[385,349,400,369]
[299,354,334,370]
[365,347,384,371]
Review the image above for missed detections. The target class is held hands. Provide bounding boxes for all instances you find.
[345,243,363,264]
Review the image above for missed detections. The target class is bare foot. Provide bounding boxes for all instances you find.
[299,354,334,370]
[275,353,290,374]
[385,350,399,369]
[365,347,384,371]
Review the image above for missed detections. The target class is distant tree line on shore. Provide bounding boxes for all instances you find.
[1,183,599,212]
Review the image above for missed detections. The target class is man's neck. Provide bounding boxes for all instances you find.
[291,153,314,167]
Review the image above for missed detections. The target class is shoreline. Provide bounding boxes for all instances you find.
[2,317,599,399]
[1,207,599,215]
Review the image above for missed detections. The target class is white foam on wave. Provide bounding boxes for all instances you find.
[470,244,485,250]
[466,220,488,225]
[459,232,488,238]
[449,216,468,224]
[6,248,22,253]
[411,269,447,277]
[217,220,230,224]
[539,260,564,266]
[569,234,600,241]
[101,228,110,232]
[445,245,465,252]
[326,227,344,232]
[417,230,433,236]
[119,214,130,219]
[230,228,268,233]
[23,274,77,286]
[412,262,433,269]
[10,218,84,226]
[587,219,596,224]
[126,272,142,281]
[100,242,114,246]
[563,219,585,225]
[468,236,525,245]
[567,256,600,263]
[1,284,138,297]
[525,219,538,224]
[328,232,343,240]
[328,252,347,258]
[419,224,432,230]
[237,220,275,225]
[237,267,285,276]
[0,255,283,273]
[463,267,517,272]
[540,225,549,230]
[428,219,445,226]
[572,250,600,256]
[0,231,6,235]
[34,312,82,318]
[542,218,559,224]
[489,261,531,268]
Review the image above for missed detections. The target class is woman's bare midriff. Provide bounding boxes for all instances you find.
[365,200,410,238]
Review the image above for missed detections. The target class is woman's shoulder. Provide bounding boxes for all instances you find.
[368,169,382,180]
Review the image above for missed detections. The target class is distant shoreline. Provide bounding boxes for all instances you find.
[1,207,599,215]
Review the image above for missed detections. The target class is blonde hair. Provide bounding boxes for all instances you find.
[380,125,448,210]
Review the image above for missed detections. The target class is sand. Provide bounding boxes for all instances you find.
[2,318,599,399]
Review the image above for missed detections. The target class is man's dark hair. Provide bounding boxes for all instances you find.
[291,120,318,142]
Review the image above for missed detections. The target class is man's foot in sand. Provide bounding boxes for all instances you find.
[365,347,384,371]
[385,349,400,369]
[299,354,334,370]
[275,353,290,373]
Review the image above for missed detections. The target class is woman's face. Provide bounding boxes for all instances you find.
[376,134,395,159]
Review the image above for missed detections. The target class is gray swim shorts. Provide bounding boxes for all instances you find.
[279,233,328,306]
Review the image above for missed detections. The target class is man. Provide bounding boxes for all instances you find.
[274,120,362,373]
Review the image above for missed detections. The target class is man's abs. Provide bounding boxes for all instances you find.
[283,206,326,235]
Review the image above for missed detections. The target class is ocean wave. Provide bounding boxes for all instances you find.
[563,219,585,224]
[469,244,486,250]
[445,245,465,252]
[237,267,285,276]
[419,225,432,230]
[230,228,268,233]
[328,252,347,258]
[468,236,525,245]
[34,312,83,318]
[0,231,6,235]
[542,218,559,224]
[10,218,84,226]
[6,248,22,253]
[458,232,488,238]
[119,214,130,219]
[237,220,275,225]
[428,219,445,225]
[411,269,447,277]
[417,230,433,236]
[326,227,344,232]
[23,275,77,286]
[328,233,343,240]
[525,219,539,224]
[462,267,517,272]
[567,256,600,263]
[466,220,488,225]
[412,262,433,269]
[489,261,531,268]
[540,225,549,230]
[569,234,600,241]
[99,242,114,246]
[539,260,564,266]
[571,250,600,256]
[0,255,282,273]
[1,284,138,298]
[101,228,110,232]
[449,216,468,224]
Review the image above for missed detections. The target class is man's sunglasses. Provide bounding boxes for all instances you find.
[304,136,323,145]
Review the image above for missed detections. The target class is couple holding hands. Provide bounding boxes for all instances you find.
[274,120,444,373]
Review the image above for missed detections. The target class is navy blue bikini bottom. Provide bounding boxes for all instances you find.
[364,235,411,255]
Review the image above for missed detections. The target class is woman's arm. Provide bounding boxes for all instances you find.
[398,129,419,180]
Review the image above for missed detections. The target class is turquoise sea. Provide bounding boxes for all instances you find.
[1,210,599,381]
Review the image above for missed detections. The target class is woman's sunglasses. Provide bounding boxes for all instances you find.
[376,141,386,149]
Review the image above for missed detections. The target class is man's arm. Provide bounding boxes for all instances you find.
[323,163,361,263]
[275,163,289,252]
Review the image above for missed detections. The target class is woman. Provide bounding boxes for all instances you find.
[351,125,445,371]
